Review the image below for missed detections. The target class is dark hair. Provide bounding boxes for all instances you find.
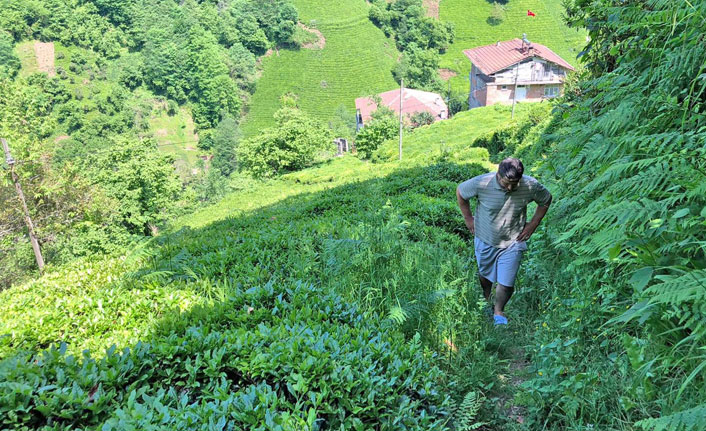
[498,158,524,180]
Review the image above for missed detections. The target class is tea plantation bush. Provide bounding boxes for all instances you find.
[1,281,452,430]
[1,161,495,429]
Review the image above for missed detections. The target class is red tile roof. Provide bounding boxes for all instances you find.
[355,88,448,125]
[464,39,575,75]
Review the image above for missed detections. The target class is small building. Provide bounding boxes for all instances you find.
[355,88,448,131]
[464,38,575,109]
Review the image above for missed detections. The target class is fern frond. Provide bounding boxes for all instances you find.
[387,305,409,325]
[646,270,706,307]
[456,391,485,431]
[636,404,706,431]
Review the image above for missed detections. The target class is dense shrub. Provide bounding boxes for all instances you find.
[0,281,452,431]
[0,31,19,78]
[409,111,435,129]
[238,105,332,177]
[513,0,706,428]
[88,139,182,235]
[355,114,398,159]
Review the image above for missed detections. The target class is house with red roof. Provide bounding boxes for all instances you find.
[355,88,448,131]
[464,38,575,108]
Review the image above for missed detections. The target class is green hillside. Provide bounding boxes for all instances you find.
[373,103,539,164]
[3,1,705,430]
[439,0,587,93]
[241,0,399,137]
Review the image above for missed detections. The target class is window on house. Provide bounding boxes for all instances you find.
[544,86,560,97]
[501,85,507,90]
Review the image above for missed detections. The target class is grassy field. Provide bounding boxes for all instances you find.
[147,104,201,171]
[439,0,587,93]
[14,41,38,77]
[241,0,399,138]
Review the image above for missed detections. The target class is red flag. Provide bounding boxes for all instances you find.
[527,10,536,17]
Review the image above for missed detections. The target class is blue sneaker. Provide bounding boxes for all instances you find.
[493,315,508,326]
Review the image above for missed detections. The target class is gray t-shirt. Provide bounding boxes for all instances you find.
[458,172,552,248]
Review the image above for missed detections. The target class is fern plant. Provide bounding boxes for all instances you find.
[636,404,706,431]
[454,391,485,431]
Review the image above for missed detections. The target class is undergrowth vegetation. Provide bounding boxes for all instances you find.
[2,0,704,430]
[1,158,515,429]
[510,0,706,429]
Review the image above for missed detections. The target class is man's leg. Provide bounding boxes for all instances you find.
[479,275,493,301]
[494,283,514,316]
[494,242,526,317]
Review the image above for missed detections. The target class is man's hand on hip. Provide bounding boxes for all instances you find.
[517,222,537,242]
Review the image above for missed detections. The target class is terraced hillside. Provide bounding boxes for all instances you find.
[439,0,587,93]
[241,0,399,137]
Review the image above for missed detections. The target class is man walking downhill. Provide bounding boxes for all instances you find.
[456,158,552,326]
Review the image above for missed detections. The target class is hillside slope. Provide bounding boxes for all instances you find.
[241,0,399,137]
[2,105,536,429]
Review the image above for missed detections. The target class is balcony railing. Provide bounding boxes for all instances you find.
[530,72,564,82]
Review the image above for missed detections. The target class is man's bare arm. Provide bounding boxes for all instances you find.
[517,195,553,241]
[456,187,475,235]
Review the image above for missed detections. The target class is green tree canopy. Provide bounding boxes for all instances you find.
[238,104,333,177]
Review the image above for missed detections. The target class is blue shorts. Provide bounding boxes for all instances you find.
[474,237,527,287]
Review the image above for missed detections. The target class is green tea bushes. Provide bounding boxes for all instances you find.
[1,282,452,430]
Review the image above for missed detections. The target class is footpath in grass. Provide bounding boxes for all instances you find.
[241,0,399,137]
[439,0,587,93]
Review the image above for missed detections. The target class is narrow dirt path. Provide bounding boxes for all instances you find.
[497,346,529,426]
[423,0,440,19]
[298,23,326,50]
[34,41,55,77]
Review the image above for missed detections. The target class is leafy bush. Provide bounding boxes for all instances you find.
[238,105,333,177]
[1,281,453,431]
[355,114,398,159]
[487,2,505,26]
[410,111,435,129]
[0,31,19,78]
[89,139,182,235]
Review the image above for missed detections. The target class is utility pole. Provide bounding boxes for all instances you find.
[1,138,45,273]
[511,60,520,119]
[398,79,404,161]
[512,34,532,119]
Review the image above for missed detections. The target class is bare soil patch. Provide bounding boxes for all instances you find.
[54,135,70,143]
[155,129,169,137]
[439,68,458,80]
[34,42,55,77]
[298,23,326,50]
[423,0,440,19]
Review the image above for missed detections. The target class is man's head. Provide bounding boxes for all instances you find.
[496,158,524,192]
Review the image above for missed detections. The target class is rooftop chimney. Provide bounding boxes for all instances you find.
[521,33,532,54]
